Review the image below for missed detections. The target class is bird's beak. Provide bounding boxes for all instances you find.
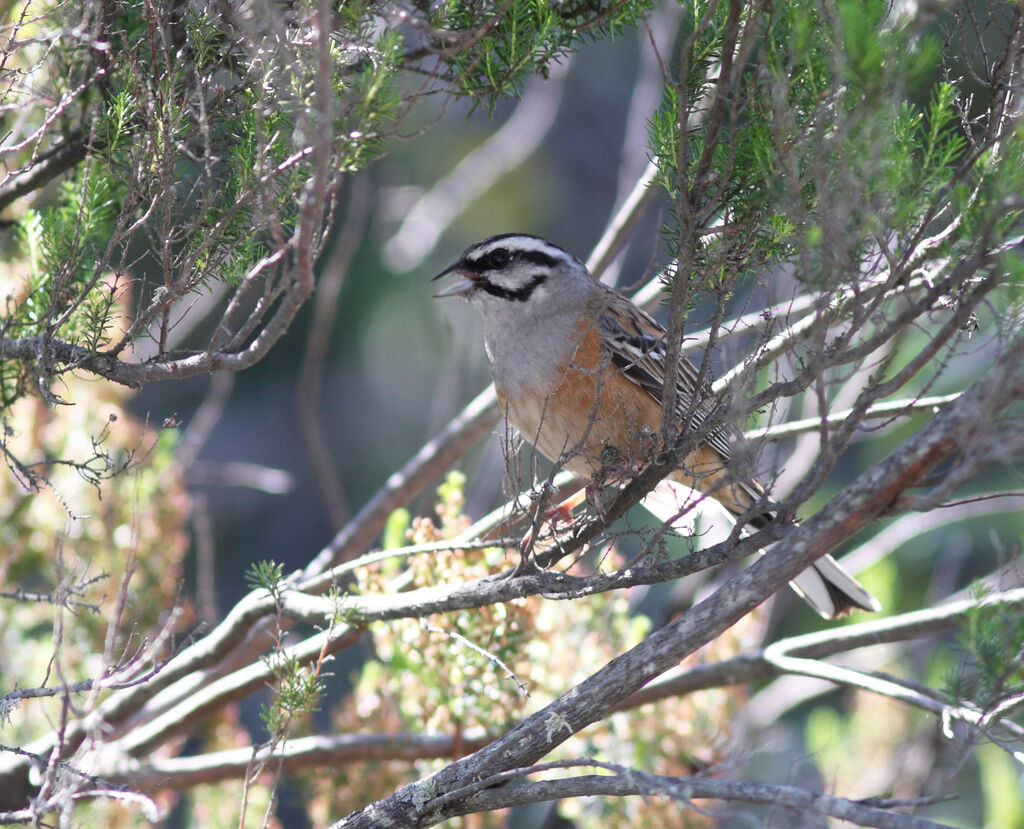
[431,262,479,298]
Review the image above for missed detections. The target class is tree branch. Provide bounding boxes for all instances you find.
[0,134,89,211]
[447,762,952,829]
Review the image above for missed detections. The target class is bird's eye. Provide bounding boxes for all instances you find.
[487,248,513,269]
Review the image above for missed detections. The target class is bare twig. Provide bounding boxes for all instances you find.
[745,393,963,441]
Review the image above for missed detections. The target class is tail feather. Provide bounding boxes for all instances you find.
[790,555,881,618]
[642,480,879,619]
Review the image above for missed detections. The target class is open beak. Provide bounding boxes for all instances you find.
[431,261,479,298]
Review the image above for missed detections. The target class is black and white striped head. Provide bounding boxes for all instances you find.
[432,234,591,312]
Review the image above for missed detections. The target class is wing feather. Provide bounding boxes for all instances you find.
[594,291,740,465]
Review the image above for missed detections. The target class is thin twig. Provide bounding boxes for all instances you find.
[744,393,962,441]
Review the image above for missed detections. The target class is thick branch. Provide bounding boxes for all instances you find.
[457,767,950,829]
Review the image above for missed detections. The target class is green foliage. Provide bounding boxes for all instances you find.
[648,86,680,196]
[260,652,323,736]
[2,0,408,381]
[382,507,411,550]
[645,0,1014,299]
[12,170,122,346]
[336,27,405,171]
[439,0,651,111]
[952,588,1024,708]
[0,0,647,417]
[436,467,467,518]
[246,559,286,604]
[834,0,889,89]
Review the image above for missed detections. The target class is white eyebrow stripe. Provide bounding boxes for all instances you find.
[466,235,577,266]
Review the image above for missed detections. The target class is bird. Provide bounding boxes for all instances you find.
[432,233,879,618]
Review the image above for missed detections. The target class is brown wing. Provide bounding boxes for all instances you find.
[594,289,771,521]
[594,291,740,461]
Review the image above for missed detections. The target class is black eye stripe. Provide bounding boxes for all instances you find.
[480,273,547,302]
[516,250,561,268]
[463,249,562,273]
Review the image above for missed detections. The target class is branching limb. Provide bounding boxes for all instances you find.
[435,759,953,829]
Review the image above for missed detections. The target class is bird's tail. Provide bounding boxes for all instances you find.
[786,553,880,618]
[642,479,879,619]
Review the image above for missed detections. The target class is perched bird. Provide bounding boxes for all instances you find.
[433,233,879,618]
